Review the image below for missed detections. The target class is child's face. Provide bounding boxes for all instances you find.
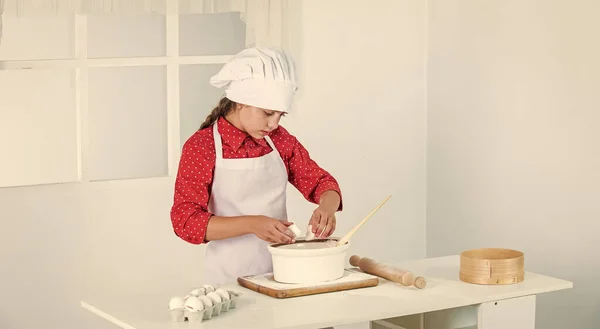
[237,104,286,139]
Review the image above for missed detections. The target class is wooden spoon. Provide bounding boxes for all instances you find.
[337,195,391,246]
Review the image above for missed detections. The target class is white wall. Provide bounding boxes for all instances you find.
[426,1,600,328]
[284,0,428,265]
[283,1,429,327]
[0,2,428,329]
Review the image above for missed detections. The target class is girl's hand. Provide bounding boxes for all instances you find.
[309,205,336,238]
[310,190,341,238]
[250,216,296,244]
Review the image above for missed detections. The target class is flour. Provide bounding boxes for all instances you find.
[242,269,377,290]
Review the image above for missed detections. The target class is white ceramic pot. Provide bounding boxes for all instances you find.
[267,239,350,284]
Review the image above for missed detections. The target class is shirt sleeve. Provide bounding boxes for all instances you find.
[286,136,343,211]
[170,134,216,244]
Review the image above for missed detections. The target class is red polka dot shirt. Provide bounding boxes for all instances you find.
[170,116,343,244]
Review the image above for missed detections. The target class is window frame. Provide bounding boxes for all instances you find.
[0,10,237,186]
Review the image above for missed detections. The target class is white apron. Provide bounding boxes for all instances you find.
[202,120,288,285]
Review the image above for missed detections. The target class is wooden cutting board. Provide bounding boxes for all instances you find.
[237,268,379,298]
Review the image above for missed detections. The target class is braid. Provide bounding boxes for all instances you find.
[199,97,236,130]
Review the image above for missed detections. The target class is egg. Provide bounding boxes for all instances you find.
[198,295,213,308]
[288,223,302,237]
[169,296,185,310]
[202,284,215,293]
[184,296,204,312]
[305,224,316,241]
[207,291,222,304]
[189,288,205,297]
[215,288,230,301]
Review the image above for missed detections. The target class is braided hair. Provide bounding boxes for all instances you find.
[199,97,237,130]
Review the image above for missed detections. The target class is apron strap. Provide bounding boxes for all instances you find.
[212,120,223,159]
[264,135,277,150]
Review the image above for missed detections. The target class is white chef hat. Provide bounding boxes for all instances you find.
[210,47,298,112]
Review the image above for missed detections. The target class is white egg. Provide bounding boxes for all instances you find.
[305,224,316,241]
[169,296,185,310]
[288,223,302,237]
[198,295,213,308]
[189,288,205,297]
[202,284,215,293]
[215,288,230,301]
[207,291,222,304]
[184,296,204,312]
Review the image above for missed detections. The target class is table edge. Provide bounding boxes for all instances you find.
[81,300,137,329]
[79,280,573,329]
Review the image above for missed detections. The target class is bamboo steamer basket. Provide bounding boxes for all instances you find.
[459,248,525,285]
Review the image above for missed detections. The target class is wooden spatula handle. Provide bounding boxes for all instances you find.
[350,255,427,289]
[337,195,391,246]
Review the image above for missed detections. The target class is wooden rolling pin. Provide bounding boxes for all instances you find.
[350,255,427,289]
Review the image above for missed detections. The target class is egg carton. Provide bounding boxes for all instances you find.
[169,285,242,324]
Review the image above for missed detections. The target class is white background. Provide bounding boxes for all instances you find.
[0,1,597,329]
[426,1,599,329]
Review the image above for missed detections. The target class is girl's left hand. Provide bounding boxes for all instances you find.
[309,205,336,238]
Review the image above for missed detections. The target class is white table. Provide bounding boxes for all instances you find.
[81,255,572,329]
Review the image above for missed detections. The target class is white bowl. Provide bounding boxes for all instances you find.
[267,238,350,284]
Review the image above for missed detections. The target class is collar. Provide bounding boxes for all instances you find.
[217,117,269,151]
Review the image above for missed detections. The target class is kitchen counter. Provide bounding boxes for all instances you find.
[81,255,573,329]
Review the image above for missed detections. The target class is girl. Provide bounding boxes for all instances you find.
[170,47,343,285]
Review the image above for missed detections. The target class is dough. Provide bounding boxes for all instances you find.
[275,240,337,250]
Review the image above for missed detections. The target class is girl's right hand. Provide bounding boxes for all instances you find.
[250,216,296,244]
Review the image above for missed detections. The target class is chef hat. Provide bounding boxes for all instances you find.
[210,47,298,112]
